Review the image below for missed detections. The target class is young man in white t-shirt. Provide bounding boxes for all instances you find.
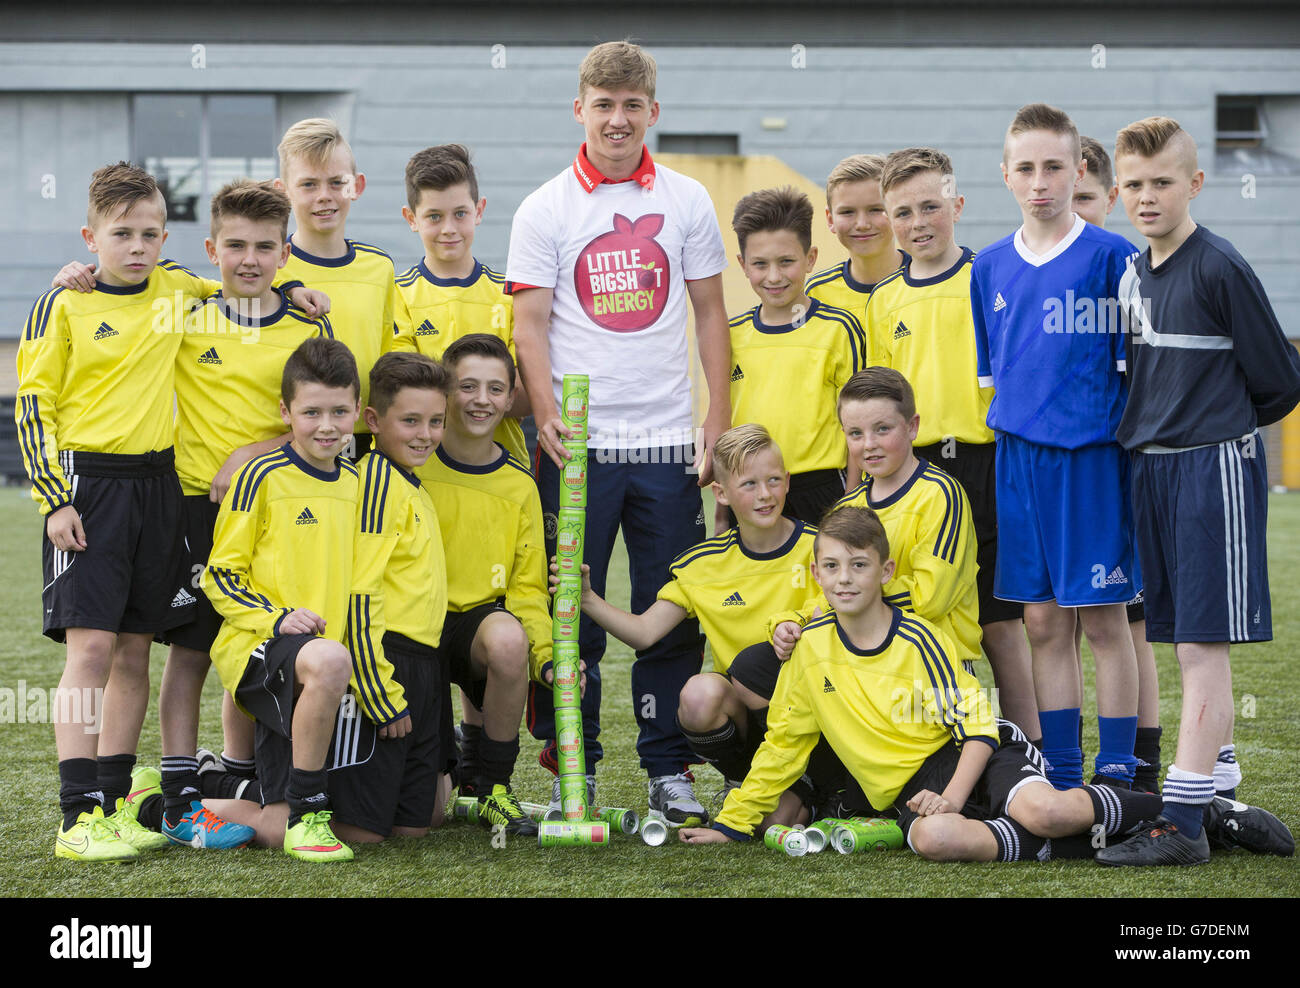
[507,41,732,825]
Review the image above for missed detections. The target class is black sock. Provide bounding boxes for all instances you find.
[137,794,164,831]
[221,752,257,781]
[59,757,104,829]
[1085,783,1164,837]
[681,719,752,783]
[476,732,520,792]
[458,723,483,792]
[984,816,1048,861]
[1133,726,1162,793]
[201,770,262,803]
[285,767,329,828]
[161,755,201,826]
[97,753,136,812]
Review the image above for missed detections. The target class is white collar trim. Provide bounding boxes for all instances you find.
[1013,213,1086,267]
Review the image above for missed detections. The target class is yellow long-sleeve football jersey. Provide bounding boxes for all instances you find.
[202,445,358,699]
[715,608,998,836]
[864,249,994,446]
[174,291,331,496]
[391,259,526,462]
[16,260,218,514]
[657,520,823,674]
[348,449,447,726]
[728,299,866,475]
[420,444,551,681]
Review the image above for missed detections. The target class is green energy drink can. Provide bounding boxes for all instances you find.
[764,824,809,857]
[640,817,668,846]
[590,805,639,835]
[832,817,905,854]
[554,705,582,736]
[804,818,843,854]
[455,796,550,825]
[553,647,580,689]
[517,801,551,823]
[558,774,588,821]
[553,582,581,639]
[556,508,586,575]
[559,443,588,508]
[538,820,607,846]
[560,375,590,441]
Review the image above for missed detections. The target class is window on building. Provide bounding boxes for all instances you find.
[133,94,278,222]
[1215,95,1300,176]
[658,133,740,155]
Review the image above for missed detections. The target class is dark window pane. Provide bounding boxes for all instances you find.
[134,95,202,222]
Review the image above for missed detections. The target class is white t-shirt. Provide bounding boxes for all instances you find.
[507,147,727,450]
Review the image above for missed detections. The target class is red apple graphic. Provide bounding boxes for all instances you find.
[575,213,671,332]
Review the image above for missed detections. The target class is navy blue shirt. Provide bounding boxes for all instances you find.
[1116,225,1300,450]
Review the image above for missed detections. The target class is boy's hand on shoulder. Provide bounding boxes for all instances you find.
[52,261,98,293]
[680,827,731,845]
[211,447,259,503]
[772,621,803,662]
[289,287,331,316]
[379,713,412,740]
[46,505,87,551]
[280,608,326,636]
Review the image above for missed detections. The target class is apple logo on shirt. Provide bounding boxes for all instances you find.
[574,213,671,332]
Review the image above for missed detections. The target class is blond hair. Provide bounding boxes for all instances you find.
[1115,116,1198,172]
[578,41,656,101]
[210,179,291,240]
[880,147,955,196]
[277,118,356,179]
[86,161,163,227]
[825,154,886,208]
[1004,103,1080,164]
[712,424,781,482]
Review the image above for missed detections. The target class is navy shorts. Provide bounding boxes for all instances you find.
[41,449,193,643]
[994,434,1140,607]
[160,495,223,652]
[329,632,444,835]
[1132,434,1271,644]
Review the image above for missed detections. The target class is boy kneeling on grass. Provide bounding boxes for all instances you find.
[680,507,1293,863]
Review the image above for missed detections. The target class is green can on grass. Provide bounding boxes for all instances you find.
[831,817,905,854]
[538,820,608,846]
[764,824,809,857]
[590,805,640,835]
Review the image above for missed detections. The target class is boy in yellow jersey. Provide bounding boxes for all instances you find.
[392,144,530,462]
[681,507,1183,862]
[562,425,823,826]
[806,154,905,323]
[866,147,1039,739]
[1071,136,1162,794]
[200,338,360,861]
[273,118,405,457]
[726,187,866,529]
[150,180,333,850]
[420,334,547,834]
[328,352,454,842]
[18,163,227,862]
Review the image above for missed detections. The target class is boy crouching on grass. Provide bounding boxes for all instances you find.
[201,338,361,861]
[559,424,824,827]
[328,352,453,843]
[681,507,1293,863]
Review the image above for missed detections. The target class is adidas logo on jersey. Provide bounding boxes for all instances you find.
[723,592,746,606]
[171,588,197,608]
[92,322,119,340]
[893,321,911,340]
[416,319,438,337]
[730,364,744,382]
[296,508,318,526]
[823,677,836,694]
[197,347,222,365]
[993,293,1007,312]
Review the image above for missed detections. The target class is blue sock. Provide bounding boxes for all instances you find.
[1095,715,1138,783]
[1039,707,1083,790]
[1162,765,1214,837]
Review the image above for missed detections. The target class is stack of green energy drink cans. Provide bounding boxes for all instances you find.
[538,375,610,847]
